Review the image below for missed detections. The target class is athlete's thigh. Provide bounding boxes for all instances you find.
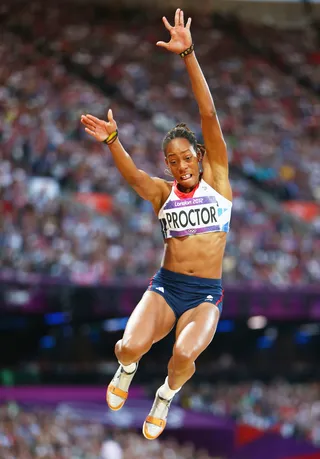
[122,291,176,345]
[174,303,220,359]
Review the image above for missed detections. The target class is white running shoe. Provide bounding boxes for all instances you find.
[106,362,138,411]
[143,389,173,440]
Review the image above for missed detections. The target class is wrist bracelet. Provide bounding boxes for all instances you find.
[103,129,118,145]
[180,43,194,58]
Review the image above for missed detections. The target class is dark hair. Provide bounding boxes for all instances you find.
[162,123,206,160]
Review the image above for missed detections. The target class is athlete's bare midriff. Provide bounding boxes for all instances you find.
[152,175,231,279]
[161,232,227,279]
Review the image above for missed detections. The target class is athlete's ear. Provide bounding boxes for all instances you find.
[196,144,206,161]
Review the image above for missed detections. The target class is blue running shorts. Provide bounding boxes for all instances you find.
[148,267,224,319]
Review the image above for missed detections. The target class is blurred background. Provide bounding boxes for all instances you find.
[0,0,320,458]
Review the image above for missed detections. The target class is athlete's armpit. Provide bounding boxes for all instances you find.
[131,173,166,206]
[201,154,232,202]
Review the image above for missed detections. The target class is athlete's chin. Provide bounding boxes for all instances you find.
[177,177,197,191]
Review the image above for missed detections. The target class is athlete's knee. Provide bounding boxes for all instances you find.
[116,337,152,363]
[172,344,195,367]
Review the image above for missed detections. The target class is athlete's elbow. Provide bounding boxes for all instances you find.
[200,107,217,119]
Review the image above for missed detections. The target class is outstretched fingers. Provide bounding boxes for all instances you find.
[186,17,192,30]
[174,8,180,27]
[85,114,103,124]
[156,40,170,49]
[162,16,172,31]
[107,108,114,122]
[81,116,96,129]
[84,127,97,138]
[179,9,184,27]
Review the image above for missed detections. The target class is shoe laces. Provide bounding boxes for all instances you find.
[157,394,173,409]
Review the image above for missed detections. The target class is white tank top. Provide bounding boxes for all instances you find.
[158,178,232,240]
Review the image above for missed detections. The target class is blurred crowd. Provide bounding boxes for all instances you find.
[0,379,319,458]
[1,3,320,285]
[4,2,319,199]
[182,380,320,446]
[1,5,320,457]
[239,21,320,92]
[0,403,213,459]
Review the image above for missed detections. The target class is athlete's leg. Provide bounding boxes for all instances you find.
[107,291,176,411]
[115,291,176,365]
[168,302,220,389]
[143,302,220,439]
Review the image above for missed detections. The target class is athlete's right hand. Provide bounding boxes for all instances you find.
[81,109,118,143]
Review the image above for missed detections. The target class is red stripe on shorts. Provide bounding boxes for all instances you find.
[148,274,155,290]
[216,289,224,306]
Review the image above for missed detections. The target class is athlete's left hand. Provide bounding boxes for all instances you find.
[157,8,192,55]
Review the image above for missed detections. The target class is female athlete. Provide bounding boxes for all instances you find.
[81,8,232,441]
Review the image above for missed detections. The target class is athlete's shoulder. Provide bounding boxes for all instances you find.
[150,178,173,214]
[151,177,173,184]
[202,167,232,202]
[152,177,173,192]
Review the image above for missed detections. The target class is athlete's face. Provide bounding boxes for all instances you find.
[165,138,200,191]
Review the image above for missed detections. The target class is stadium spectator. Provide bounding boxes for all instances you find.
[0,5,319,285]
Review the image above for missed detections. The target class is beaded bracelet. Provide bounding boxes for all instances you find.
[180,43,194,58]
[103,129,118,145]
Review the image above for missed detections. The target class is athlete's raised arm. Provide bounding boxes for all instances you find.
[157,8,228,179]
[81,110,164,205]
